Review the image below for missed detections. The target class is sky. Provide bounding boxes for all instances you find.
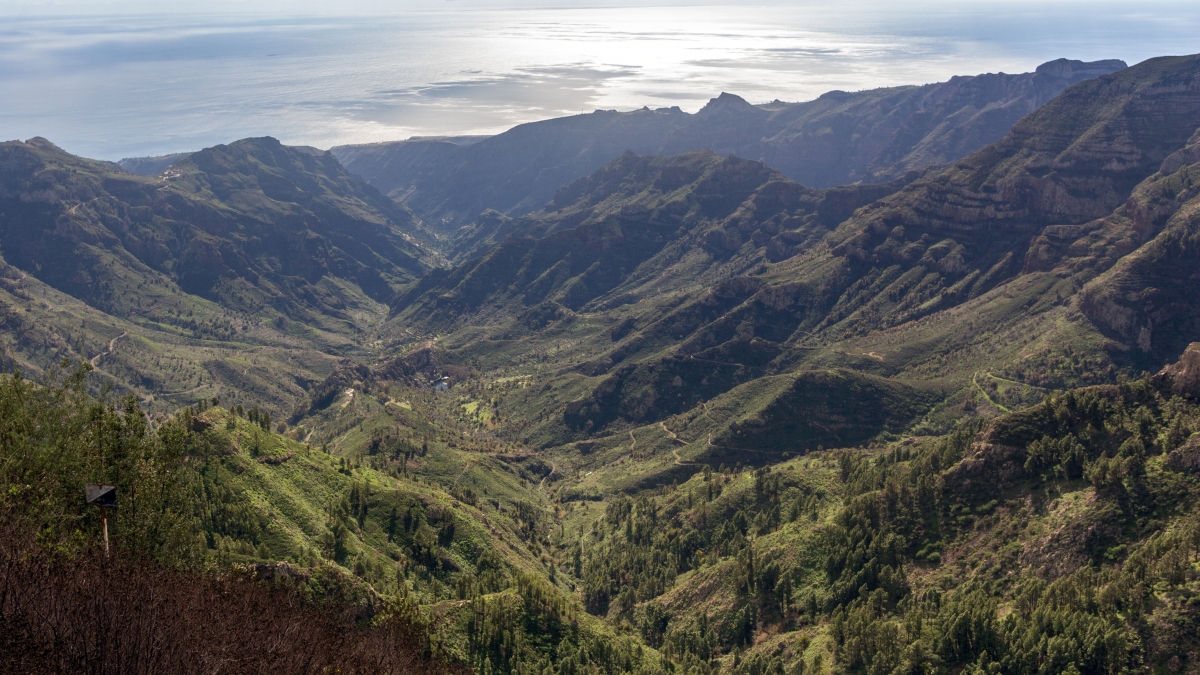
[2,1,1198,160]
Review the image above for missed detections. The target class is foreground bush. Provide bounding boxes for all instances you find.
[0,524,451,675]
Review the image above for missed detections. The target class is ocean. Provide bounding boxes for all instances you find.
[2,1,1198,160]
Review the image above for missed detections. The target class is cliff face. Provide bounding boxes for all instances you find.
[1153,342,1200,399]
[1078,145,1200,361]
[333,59,1125,232]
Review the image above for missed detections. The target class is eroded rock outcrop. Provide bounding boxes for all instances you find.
[1079,165,1200,359]
[1153,342,1200,398]
[1166,434,1200,472]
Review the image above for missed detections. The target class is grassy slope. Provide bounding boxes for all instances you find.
[190,401,554,593]
[0,259,348,414]
[190,391,672,674]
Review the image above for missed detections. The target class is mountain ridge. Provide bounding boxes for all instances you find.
[332,58,1126,232]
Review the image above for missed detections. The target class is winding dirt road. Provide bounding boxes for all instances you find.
[972,371,1012,413]
[659,421,693,465]
[90,332,127,368]
[68,198,100,215]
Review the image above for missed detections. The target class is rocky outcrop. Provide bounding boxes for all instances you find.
[374,344,470,387]
[1160,128,1200,175]
[1017,494,1121,579]
[1079,162,1200,360]
[1166,434,1200,472]
[252,560,311,583]
[942,442,1026,499]
[1153,343,1200,399]
[289,343,470,421]
[290,360,371,421]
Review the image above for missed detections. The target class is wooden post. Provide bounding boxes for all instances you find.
[86,484,116,556]
[100,505,109,557]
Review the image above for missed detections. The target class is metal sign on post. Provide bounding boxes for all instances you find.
[85,484,117,556]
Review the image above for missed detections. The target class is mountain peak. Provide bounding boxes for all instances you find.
[22,137,62,151]
[698,92,755,115]
[1035,57,1127,82]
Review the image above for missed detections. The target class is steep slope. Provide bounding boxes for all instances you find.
[566,356,1200,675]
[391,150,911,328]
[334,59,1124,231]
[0,136,438,414]
[167,138,433,304]
[0,136,433,317]
[0,253,347,416]
[1078,128,1200,364]
[815,54,1200,339]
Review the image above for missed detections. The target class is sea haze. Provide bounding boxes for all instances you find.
[2,0,1198,160]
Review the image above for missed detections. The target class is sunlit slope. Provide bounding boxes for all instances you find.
[0,255,341,414]
[185,400,558,602]
[251,378,673,675]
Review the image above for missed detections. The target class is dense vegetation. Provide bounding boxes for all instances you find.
[0,364,664,675]
[568,375,1200,674]
[9,348,1200,673]
[0,365,450,673]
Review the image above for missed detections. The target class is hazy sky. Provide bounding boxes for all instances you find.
[3,0,1193,14]
[2,1,1198,159]
[7,0,939,15]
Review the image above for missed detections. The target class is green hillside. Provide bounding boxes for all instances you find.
[572,361,1200,675]
[0,136,442,415]
[9,348,1200,674]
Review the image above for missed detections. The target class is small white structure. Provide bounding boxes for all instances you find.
[433,376,450,392]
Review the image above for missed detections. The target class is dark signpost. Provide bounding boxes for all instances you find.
[85,484,117,556]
